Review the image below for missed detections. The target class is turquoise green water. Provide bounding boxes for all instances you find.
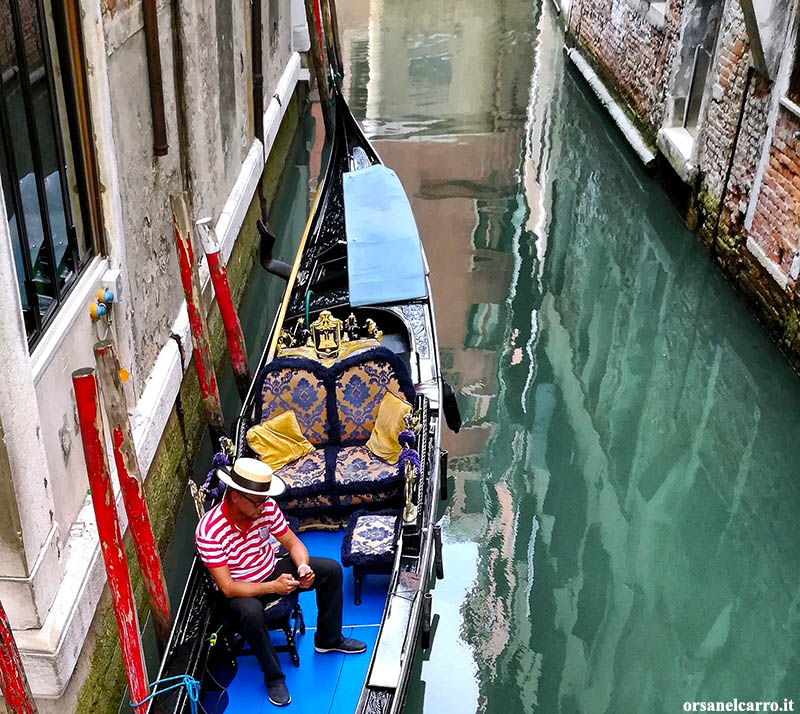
[333,1,800,713]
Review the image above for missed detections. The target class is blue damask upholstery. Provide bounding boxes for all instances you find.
[341,511,400,569]
[335,361,406,443]
[334,446,403,509]
[257,348,416,526]
[255,364,328,446]
[274,449,327,496]
[341,510,401,604]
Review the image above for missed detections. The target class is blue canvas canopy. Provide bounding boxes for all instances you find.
[343,165,427,307]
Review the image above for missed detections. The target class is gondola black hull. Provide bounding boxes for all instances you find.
[148,82,446,714]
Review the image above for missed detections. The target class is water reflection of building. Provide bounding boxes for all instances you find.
[339,0,535,525]
[337,2,537,710]
[474,7,800,714]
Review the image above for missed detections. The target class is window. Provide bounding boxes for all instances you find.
[0,0,96,347]
[788,30,800,105]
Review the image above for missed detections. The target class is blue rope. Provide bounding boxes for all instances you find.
[130,675,201,714]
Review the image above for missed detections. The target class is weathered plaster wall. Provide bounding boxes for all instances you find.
[177,1,248,222]
[33,293,105,551]
[264,0,293,107]
[62,91,301,714]
[100,0,257,393]
[96,0,292,398]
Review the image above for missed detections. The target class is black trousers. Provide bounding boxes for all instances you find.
[226,556,343,684]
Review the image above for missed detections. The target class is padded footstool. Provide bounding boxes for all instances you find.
[341,510,401,605]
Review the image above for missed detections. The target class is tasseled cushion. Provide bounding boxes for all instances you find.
[341,510,401,569]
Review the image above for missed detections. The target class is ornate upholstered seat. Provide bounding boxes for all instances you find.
[251,346,416,526]
[274,449,327,489]
[334,447,403,508]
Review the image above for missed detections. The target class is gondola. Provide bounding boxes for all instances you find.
[147,81,458,714]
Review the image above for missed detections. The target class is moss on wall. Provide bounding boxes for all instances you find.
[569,37,660,149]
[691,182,800,373]
[73,91,302,714]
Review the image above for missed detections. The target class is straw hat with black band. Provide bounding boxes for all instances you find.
[217,457,286,498]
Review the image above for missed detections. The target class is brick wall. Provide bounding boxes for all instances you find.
[0,1,44,72]
[690,0,800,358]
[698,1,771,231]
[748,108,800,276]
[567,0,683,136]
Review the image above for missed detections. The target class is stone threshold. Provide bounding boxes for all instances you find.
[565,46,657,167]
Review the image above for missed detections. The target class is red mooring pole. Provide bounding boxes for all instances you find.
[304,0,333,138]
[0,598,37,714]
[195,218,251,402]
[94,340,171,650]
[170,193,226,445]
[72,368,150,714]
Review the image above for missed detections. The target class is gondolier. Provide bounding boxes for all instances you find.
[195,458,366,707]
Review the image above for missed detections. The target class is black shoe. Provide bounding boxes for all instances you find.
[314,637,367,654]
[267,680,291,706]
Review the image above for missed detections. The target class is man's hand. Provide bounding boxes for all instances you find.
[297,564,315,588]
[270,573,300,594]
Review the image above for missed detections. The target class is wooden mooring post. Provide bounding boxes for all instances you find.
[72,368,149,714]
[195,218,251,402]
[170,193,226,445]
[304,0,333,139]
[94,339,171,650]
[321,0,343,78]
[0,598,37,714]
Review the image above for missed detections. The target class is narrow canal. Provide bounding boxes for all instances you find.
[333,0,800,713]
[160,1,800,713]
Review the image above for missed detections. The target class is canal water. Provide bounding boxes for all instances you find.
[155,1,800,713]
[332,1,800,713]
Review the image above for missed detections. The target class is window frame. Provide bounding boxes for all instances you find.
[0,0,103,348]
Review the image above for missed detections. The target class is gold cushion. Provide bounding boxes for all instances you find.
[365,392,412,464]
[247,411,315,471]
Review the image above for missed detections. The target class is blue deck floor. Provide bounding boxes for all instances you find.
[225,530,389,713]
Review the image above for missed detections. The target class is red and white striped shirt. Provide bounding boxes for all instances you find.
[195,496,289,582]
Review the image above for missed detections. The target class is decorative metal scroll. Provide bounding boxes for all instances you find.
[277,311,383,366]
[399,411,423,524]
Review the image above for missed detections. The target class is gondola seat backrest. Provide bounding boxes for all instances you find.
[334,354,413,444]
[252,347,415,525]
[253,347,415,447]
[255,364,329,446]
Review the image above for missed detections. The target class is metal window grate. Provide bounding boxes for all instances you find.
[0,0,94,347]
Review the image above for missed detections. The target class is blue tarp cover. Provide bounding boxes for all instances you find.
[343,164,427,307]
